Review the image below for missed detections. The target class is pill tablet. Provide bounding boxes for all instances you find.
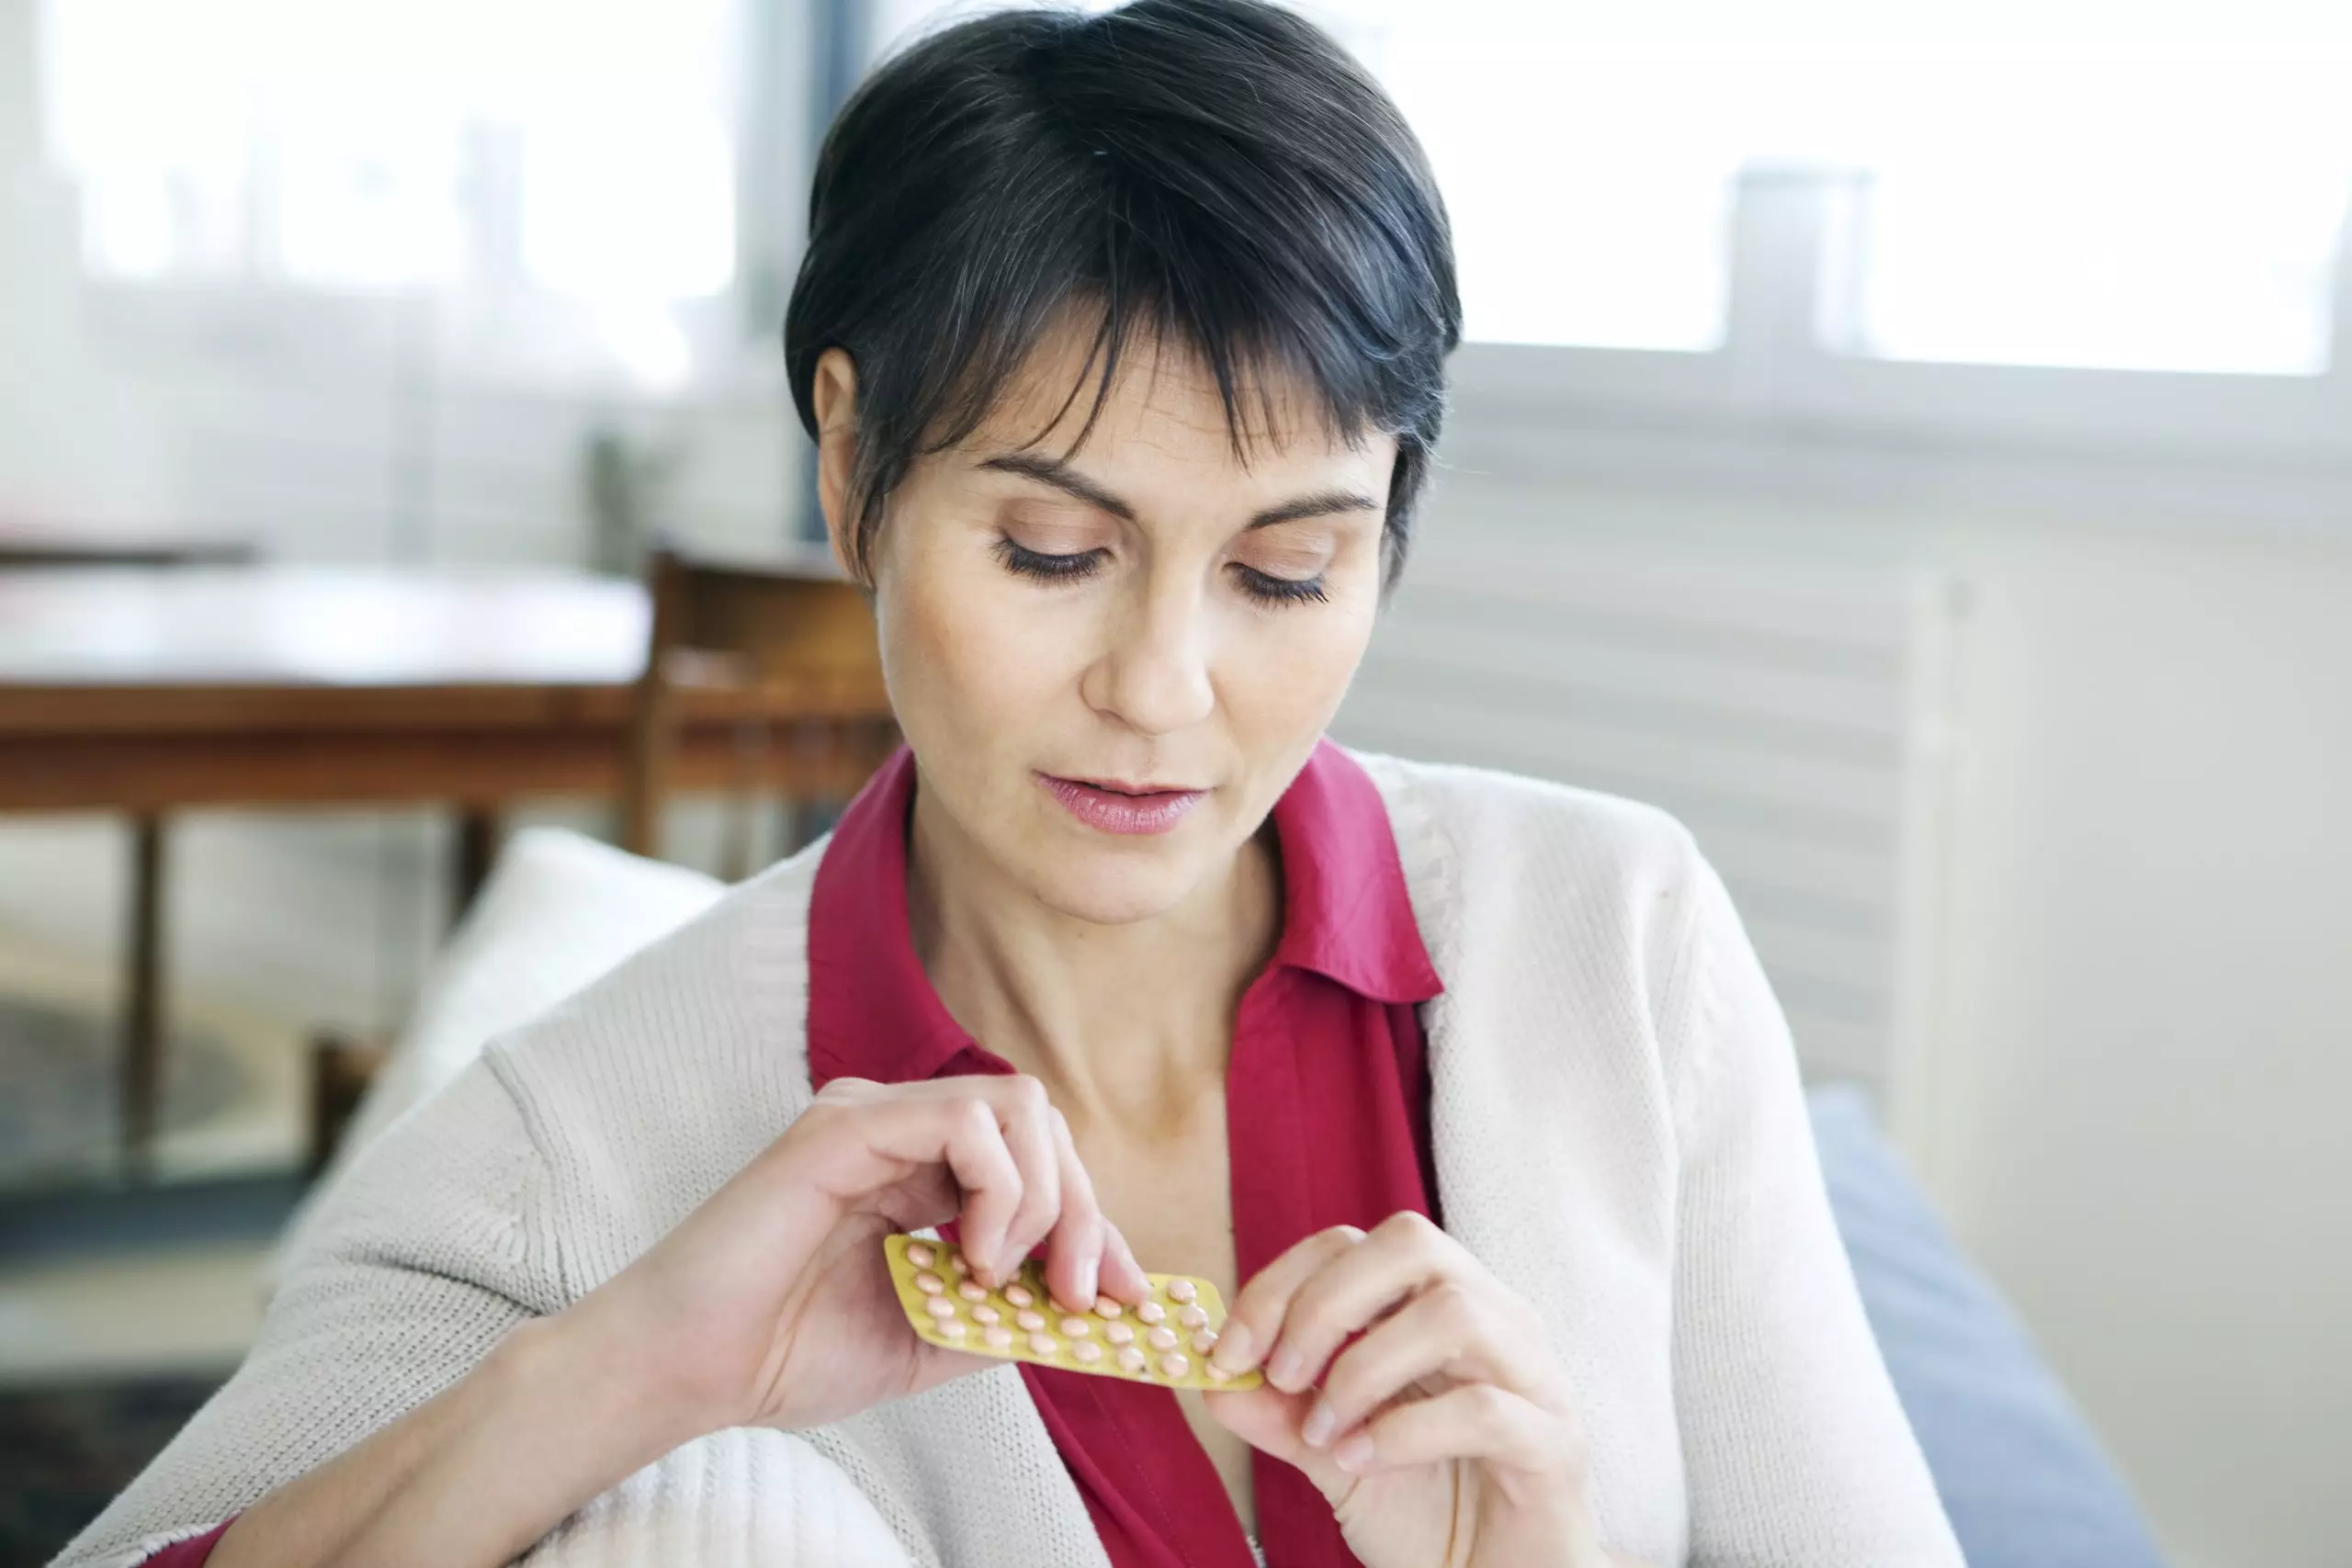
[884,1233,1260,1392]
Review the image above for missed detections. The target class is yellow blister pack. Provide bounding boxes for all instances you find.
[884,1232,1264,1391]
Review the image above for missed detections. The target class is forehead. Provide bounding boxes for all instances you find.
[967,312,1371,477]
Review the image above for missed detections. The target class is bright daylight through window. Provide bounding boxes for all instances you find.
[44,0,2352,378]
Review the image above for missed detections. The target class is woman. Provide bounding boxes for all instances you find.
[62,3,1962,1565]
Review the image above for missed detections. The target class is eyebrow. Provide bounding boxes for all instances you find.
[978,451,1380,530]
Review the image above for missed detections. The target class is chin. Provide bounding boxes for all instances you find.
[1016,844,1204,928]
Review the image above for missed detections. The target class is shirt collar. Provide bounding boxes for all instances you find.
[804,738,1442,1090]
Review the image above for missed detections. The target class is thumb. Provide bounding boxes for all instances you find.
[1202,1385,1354,1499]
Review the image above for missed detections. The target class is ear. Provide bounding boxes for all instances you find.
[809,346,861,578]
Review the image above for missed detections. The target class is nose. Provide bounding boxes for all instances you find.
[1079,573,1216,739]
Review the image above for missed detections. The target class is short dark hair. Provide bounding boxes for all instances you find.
[783,0,1460,589]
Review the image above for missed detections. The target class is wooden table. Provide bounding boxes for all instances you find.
[0,565,898,1179]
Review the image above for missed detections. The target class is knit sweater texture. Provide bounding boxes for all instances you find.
[57,752,1965,1568]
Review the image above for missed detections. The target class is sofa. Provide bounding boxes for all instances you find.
[289,827,2171,1568]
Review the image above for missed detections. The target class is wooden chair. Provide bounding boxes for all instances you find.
[620,544,897,867]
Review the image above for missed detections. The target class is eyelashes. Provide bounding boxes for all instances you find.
[992,537,1330,607]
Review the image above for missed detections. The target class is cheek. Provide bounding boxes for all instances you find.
[876,534,1083,751]
[1220,592,1379,745]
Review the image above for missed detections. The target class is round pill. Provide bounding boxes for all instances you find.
[1136,1302,1166,1325]
[923,1296,957,1320]
[1003,1284,1035,1307]
[1116,1347,1148,1373]
[905,1243,934,1269]
[914,1272,945,1295]
[1014,1309,1046,1332]
[984,1325,1014,1348]
[1027,1332,1058,1356]
[944,1251,967,1274]
[1159,1352,1190,1379]
[970,1304,1001,1325]
[1166,1278,1197,1303]
[1059,1316,1091,1337]
[1103,1322,1135,1346]
[1177,1303,1208,1328]
[938,1319,968,1341]
[1073,1340,1104,1364]
[1190,1329,1218,1354]
[957,1280,988,1302]
[1148,1325,1179,1350]
[1092,1296,1124,1318]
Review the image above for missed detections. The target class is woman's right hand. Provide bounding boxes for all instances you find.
[560,1073,1149,1437]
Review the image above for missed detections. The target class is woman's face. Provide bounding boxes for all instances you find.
[814,323,1396,926]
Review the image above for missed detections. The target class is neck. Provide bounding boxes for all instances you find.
[905,773,1281,1141]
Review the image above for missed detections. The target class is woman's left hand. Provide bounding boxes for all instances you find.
[1203,1212,1615,1568]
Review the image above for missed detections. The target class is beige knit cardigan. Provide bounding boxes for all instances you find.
[58,753,1965,1568]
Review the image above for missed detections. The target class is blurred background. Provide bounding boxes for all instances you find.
[2,0,2347,1563]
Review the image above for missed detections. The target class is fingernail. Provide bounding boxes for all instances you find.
[1210,1321,1254,1372]
[1074,1258,1099,1308]
[1332,1432,1374,1472]
[1267,1345,1304,1392]
[1300,1399,1337,1449]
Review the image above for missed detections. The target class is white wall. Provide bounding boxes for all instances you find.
[1412,423,2352,1568]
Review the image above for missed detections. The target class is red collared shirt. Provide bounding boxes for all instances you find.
[808,739,1443,1568]
[146,739,1442,1568]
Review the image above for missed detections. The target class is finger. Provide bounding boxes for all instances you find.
[1329,1382,1580,1485]
[989,1076,1062,1284]
[1302,1280,1552,1450]
[1098,1218,1151,1304]
[1040,1107,1105,1311]
[1211,1224,1366,1379]
[805,1089,1025,1271]
[935,1095,1028,1278]
[1258,1211,1461,1394]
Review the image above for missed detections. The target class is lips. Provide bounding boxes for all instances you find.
[1038,773,1206,837]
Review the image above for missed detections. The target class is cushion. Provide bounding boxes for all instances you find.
[1808,1081,2170,1568]
[268,829,725,1283]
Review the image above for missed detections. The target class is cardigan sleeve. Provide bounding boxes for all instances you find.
[1666,847,1966,1567]
[50,1061,552,1568]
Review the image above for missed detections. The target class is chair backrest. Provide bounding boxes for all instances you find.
[619,544,894,858]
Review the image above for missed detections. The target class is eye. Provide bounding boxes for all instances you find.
[994,536,1105,583]
[1232,564,1330,606]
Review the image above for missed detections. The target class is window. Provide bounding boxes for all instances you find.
[38,0,747,389]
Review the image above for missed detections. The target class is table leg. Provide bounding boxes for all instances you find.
[119,813,166,1183]
[453,807,497,926]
